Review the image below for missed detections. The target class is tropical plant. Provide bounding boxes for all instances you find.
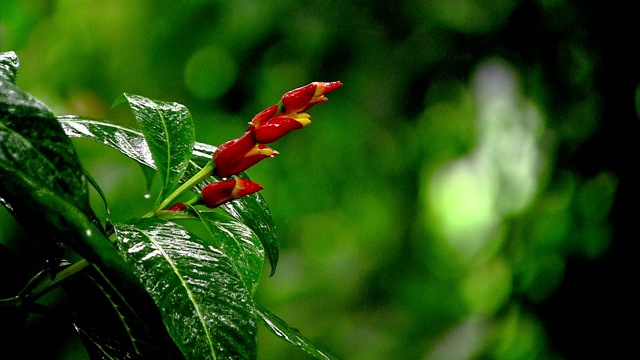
[1,50,341,359]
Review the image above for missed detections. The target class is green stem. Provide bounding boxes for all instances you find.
[144,161,215,217]
[0,258,91,307]
[24,259,91,302]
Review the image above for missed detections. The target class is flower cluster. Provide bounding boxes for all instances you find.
[167,81,342,212]
[213,81,342,178]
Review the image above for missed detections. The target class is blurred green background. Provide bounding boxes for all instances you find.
[1,1,637,359]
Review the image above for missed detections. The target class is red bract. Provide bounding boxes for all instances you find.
[201,178,263,208]
[211,81,341,178]
[281,81,343,113]
[212,128,276,178]
[251,104,279,128]
[253,112,311,144]
[167,202,187,211]
[222,143,278,177]
[250,81,342,144]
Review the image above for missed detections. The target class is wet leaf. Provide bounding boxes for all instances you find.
[0,168,142,309]
[255,303,335,360]
[220,194,278,276]
[0,51,19,84]
[196,209,265,295]
[59,116,279,274]
[114,93,195,203]
[74,324,144,360]
[65,266,180,360]
[59,115,214,184]
[1,76,96,224]
[113,218,257,360]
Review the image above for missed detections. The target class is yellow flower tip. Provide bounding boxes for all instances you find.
[293,112,312,126]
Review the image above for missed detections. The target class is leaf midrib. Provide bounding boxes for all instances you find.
[144,231,217,360]
[155,107,173,195]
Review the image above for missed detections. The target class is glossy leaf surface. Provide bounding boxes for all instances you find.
[1,74,95,223]
[114,93,195,202]
[256,303,335,360]
[0,51,19,83]
[220,194,278,276]
[113,218,257,360]
[0,169,140,302]
[59,115,211,176]
[196,210,265,295]
[60,116,279,274]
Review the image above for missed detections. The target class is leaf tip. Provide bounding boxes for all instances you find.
[111,93,130,109]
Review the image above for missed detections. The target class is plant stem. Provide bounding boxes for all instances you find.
[23,259,91,302]
[144,161,215,217]
[0,258,91,307]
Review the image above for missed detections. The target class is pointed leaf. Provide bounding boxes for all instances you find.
[255,303,335,360]
[59,116,279,274]
[59,115,215,177]
[139,163,156,198]
[0,51,19,83]
[220,194,278,276]
[84,167,111,214]
[113,218,257,360]
[196,209,265,295]
[115,93,195,202]
[85,267,176,359]
[59,115,156,168]
[74,325,144,360]
[1,77,96,223]
[66,273,178,360]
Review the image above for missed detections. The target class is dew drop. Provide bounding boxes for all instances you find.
[144,193,151,199]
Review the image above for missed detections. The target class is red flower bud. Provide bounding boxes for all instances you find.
[245,81,342,144]
[222,143,278,176]
[168,202,187,211]
[313,81,343,96]
[281,81,343,113]
[213,128,276,178]
[201,178,263,208]
[253,113,311,144]
[251,104,279,127]
[281,83,317,114]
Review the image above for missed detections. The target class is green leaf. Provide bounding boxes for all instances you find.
[0,51,19,84]
[220,193,279,276]
[59,115,156,166]
[1,77,96,223]
[0,167,143,310]
[84,167,111,214]
[114,93,195,203]
[113,218,257,360]
[196,209,265,295]
[255,303,335,360]
[64,266,180,360]
[59,116,280,274]
[74,325,142,360]
[59,115,213,177]
[139,163,157,198]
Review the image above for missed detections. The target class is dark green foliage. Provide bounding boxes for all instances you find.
[1,51,330,359]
